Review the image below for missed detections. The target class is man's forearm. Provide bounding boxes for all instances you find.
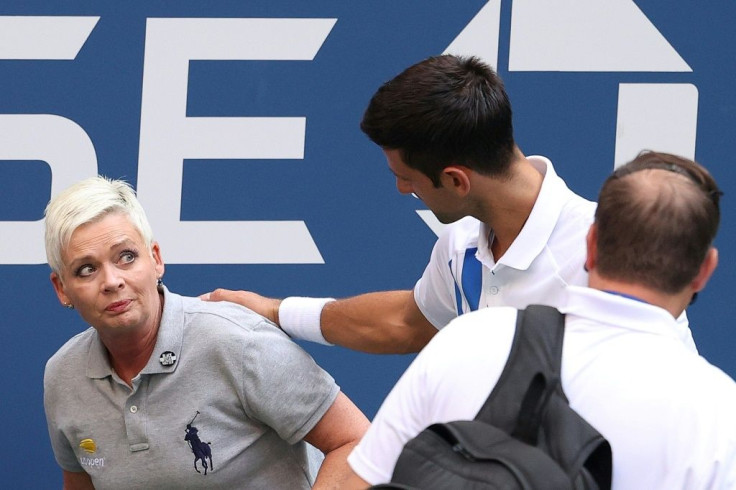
[204,288,438,354]
[319,290,437,354]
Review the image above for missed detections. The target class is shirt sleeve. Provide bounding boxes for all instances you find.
[240,323,339,444]
[347,341,433,484]
[413,226,462,329]
[348,308,518,484]
[44,358,84,473]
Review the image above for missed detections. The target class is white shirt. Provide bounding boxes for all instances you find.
[412,155,697,351]
[414,156,595,327]
[349,287,736,489]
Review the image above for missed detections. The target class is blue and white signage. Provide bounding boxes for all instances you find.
[1,2,734,487]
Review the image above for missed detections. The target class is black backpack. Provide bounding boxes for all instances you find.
[371,305,612,490]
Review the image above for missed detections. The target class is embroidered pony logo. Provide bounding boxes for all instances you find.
[185,411,213,475]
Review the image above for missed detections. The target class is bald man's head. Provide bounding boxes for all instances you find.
[594,152,721,294]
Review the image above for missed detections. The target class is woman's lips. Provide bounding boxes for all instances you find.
[105,299,131,313]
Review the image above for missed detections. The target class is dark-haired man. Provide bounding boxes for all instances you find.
[202,55,695,355]
[344,152,736,488]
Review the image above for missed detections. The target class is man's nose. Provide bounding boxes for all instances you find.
[396,179,413,195]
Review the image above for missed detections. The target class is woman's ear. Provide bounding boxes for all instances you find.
[151,242,165,279]
[50,271,70,306]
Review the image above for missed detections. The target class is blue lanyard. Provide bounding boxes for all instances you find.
[602,290,649,305]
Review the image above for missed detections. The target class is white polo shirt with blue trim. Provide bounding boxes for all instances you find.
[414,156,595,328]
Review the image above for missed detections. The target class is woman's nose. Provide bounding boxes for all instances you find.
[100,266,124,291]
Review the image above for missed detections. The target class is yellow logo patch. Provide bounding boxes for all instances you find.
[79,439,97,454]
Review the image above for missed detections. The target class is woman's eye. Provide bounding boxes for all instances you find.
[120,251,137,264]
[77,265,95,277]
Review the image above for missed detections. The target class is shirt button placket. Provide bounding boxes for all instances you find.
[125,381,149,452]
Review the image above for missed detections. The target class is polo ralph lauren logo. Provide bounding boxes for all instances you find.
[185,411,213,475]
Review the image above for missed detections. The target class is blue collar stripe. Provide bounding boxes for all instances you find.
[602,290,649,304]
[461,248,482,312]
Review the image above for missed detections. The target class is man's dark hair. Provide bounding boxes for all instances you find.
[595,151,722,293]
[360,54,516,186]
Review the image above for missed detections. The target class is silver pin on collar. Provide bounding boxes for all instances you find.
[159,351,177,366]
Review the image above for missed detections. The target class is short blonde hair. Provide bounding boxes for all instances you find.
[44,176,154,274]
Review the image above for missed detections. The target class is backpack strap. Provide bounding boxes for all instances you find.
[474,305,612,489]
[474,304,565,433]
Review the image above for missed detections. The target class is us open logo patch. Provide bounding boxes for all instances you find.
[79,438,104,468]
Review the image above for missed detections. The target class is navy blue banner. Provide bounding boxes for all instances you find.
[1,2,734,486]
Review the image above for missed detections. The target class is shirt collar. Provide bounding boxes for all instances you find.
[85,286,183,379]
[559,286,686,342]
[477,156,569,270]
[141,287,183,375]
[86,334,112,379]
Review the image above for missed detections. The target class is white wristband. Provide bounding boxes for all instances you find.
[279,297,335,345]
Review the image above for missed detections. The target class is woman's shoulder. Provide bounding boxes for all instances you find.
[44,327,96,379]
[179,295,286,339]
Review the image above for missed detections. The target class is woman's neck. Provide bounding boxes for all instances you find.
[102,293,164,386]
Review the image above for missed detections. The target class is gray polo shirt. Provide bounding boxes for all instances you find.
[44,288,339,489]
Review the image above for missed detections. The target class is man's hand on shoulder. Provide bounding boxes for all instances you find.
[200,288,282,325]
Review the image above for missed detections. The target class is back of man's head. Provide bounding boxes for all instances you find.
[594,151,722,294]
[360,54,516,186]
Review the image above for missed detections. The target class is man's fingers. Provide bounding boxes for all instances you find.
[199,288,234,302]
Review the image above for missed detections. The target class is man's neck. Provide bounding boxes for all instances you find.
[477,155,544,261]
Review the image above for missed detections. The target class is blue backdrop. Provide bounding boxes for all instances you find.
[1,1,734,487]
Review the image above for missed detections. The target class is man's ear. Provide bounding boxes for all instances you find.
[441,166,471,196]
[584,223,598,272]
[692,247,718,293]
[50,272,70,306]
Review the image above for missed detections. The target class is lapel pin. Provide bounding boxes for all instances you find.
[159,351,177,366]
